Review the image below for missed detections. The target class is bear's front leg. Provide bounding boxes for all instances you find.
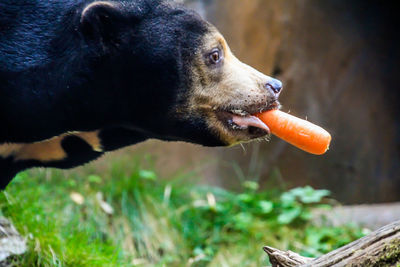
[0,127,148,189]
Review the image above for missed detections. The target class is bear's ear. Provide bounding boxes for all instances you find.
[80,1,129,47]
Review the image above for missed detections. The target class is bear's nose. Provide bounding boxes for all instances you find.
[265,78,283,95]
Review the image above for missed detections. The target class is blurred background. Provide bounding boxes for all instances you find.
[100,0,400,204]
[2,1,400,266]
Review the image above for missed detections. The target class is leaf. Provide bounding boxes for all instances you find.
[280,192,296,207]
[96,192,114,215]
[67,180,77,187]
[138,170,157,180]
[193,247,204,256]
[305,228,324,247]
[277,207,301,224]
[99,200,114,215]
[299,209,312,221]
[70,192,84,205]
[233,212,253,229]
[298,188,330,204]
[258,201,273,214]
[88,175,102,184]
[286,186,330,204]
[242,181,259,191]
[237,193,253,203]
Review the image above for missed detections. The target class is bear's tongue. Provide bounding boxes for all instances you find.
[231,115,270,133]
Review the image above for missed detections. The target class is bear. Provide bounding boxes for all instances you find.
[0,0,283,189]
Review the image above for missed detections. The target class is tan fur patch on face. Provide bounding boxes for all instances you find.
[184,26,277,145]
[0,131,103,162]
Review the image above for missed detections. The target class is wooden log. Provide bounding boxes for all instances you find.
[264,220,400,267]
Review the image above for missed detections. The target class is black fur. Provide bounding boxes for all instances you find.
[0,0,222,188]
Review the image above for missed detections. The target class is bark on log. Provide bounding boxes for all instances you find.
[263,246,312,266]
[264,220,400,267]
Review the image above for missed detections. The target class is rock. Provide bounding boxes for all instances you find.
[0,217,26,264]
[312,202,400,230]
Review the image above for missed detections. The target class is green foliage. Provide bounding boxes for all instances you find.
[277,186,330,225]
[0,158,365,266]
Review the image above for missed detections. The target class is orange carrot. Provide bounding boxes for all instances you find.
[257,110,331,155]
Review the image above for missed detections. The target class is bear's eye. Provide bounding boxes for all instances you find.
[209,49,222,64]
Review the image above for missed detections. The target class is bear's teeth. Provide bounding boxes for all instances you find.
[230,109,248,116]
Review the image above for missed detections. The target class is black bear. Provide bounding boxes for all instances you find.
[0,0,282,189]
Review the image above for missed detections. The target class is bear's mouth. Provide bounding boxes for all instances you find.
[215,101,280,140]
[218,110,270,137]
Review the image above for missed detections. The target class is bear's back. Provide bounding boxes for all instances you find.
[0,0,83,72]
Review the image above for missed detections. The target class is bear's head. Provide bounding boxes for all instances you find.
[79,0,282,146]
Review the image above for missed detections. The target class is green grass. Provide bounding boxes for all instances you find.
[0,156,366,266]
